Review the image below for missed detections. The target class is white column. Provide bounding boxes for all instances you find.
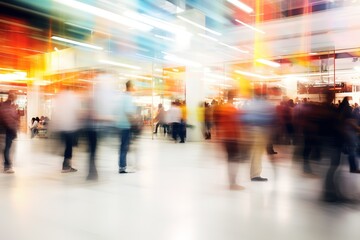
[185,67,204,141]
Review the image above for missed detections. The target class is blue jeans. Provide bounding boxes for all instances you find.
[119,129,131,170]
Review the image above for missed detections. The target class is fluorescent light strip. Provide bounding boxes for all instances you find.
[99,60,141,70]
[235,70,268,79]
[235,19,265,34]
[51,36,103,50]
[125,74,152,80]
[256,59,280,68]
[125,11,187,34]
[205,73,232,80]
[198,33,219,42]
[218,42,249,53]
[54,0,153,32]
[155,35,175,42]
[177,16,222,36]
[164,54,202,68]
[227,0,254,13]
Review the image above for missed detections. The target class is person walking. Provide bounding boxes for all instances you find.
[0,91,19,174]
[115,80,136,174]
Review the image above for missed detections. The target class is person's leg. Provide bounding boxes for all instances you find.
[62,132,74,171]
[250,127,267,180]
[154,123,160,133]
[4,129,16,171]
[179,121,185,143]
[323,145,342,201]
[87,129,98,179]
[224,141,242,189]
[303,134,313,173]
[172,123,178,141]
[119,129,131,172]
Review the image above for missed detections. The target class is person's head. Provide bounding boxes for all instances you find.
[7,91,17,103]
[158,103,163,109]
[227,89,237,104]
[126,80,134,92]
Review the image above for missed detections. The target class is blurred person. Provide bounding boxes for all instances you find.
[114,80,136,174]
[214,89,244,190]
[29,117,39,138]
[321,91,347,202]
[242,88,276,182]
[180,100,187,143]
[300,101,322,175]
[51,88,81,173]
[82,72,117,180]
[338,97,360,173]
[204,102,213,140]
[0,92,19,173]
[167,101,183,143]
[153,103,166,135]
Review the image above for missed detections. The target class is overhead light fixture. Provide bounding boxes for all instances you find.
[154,34,175,42]
[54,47,59,52]
[235,70,268,79]
[205,73,232,80]
[0,71,27,81]
[154,68,163,72]
[226,0,254,13]
[309,52,318,55]
[54,0,153,32]
[124,11,187,34]
[172,68,179,72]
[198,33,219,42]
[218,42,249,53]
[177,16,222,36]
[99,60,141,70]
[235,19,265,34]
[51,36,103,50]
[124,74,152,80]
[164,54,202,68]
[256,59,280,68]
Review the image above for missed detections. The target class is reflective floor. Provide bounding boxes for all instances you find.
[0,133,360,240]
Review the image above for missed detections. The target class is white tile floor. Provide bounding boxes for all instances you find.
[1,133,360,240]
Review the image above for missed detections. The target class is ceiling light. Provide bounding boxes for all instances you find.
[205,73,232,80]
[164,54,202,68]
[226,0,254,13]
[172,68,179,72]
[235,19,265,34]
[99,60,141,70]
[198,33,219,42]
[218,42,249,53]
[54,0,153,32]
[54,47,59,52]
[177,16,222,36]
[155,68,163,72]
[256,59,280,68]
[235,70,268,79]
[155,35,175,42]
[124,11,186,34]
[51,36,103,50]
[124,74,152,80]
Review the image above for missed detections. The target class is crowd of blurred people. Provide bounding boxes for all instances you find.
[1,81,360,203]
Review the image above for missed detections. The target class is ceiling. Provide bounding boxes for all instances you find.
[1,0,360,89]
